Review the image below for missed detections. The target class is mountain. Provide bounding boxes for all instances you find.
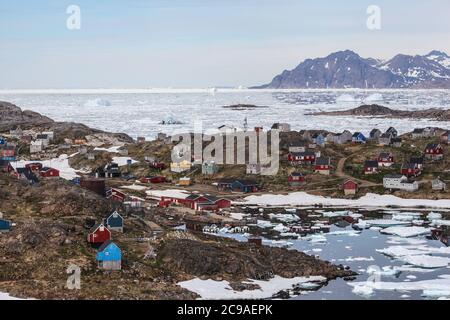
[254,50,450,89]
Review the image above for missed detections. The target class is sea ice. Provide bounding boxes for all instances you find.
[380,226,431,238]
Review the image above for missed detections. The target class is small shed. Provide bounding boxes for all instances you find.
[342,180,358,196]
[96,240,122,271]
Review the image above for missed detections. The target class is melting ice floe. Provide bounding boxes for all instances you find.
[380,226,431,238]
[349,275,450,298]
[177,275,326,300]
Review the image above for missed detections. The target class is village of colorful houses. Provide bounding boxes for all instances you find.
[0,123,449,272]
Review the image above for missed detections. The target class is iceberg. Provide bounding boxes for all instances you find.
[84,98,111,107]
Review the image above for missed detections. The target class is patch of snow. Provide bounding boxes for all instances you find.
[178,275,326,300]
[112,156,138,167]
[240,192,450,209]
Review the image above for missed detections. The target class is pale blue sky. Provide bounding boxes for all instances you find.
[1,0,449,88]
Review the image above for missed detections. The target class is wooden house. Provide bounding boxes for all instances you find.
[137,137,146,144]
[390,137,402,147]
[140,176,166,184]
[25,163,43,172]
[0,218,11,233]
[364,160,379,175]
[39,167,60,178]
[288,172,305,186]
[0,137,5,145]
[170,160,192,173]
[30,141,43,154]
[383,174,418,192]
[311,133,325,147]
[385,127,398,138]
[333,130,352,144]
[440,131,450,145]
[352,132,366,144]
[231,180,259,193]
[314,157,331,175]
[96,240,121,271]
[36,134,49,147]
[87,223,111,245]
[401,163,421,177]
[369,129,382,140]
[342,180,358,196]
[0,146,15,159]
[271,123,291,132]
[288,141,306,153]
[178,177,192,186]
[104,211,124,232]
[424,143,444,161]
[106,188,127,203]
[377,152,394,167]
[288,151,316,164]
[432,179,447,191]
[409,156,424,170]
[202,161,219,175]
[378,133,392,146]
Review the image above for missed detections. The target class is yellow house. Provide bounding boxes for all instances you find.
[170,160,191,173]
[178,177,192,186]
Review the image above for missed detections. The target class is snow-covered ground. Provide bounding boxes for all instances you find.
[240,192,450,209]
[9,154,80,180]
[178,275,326,300]
[1,89,449,140]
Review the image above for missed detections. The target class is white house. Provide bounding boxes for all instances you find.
[30,140,43,153]
[383,174,419,192]
[432,179,447,191]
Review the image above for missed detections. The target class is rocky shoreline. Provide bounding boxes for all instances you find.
[309,104,450,122]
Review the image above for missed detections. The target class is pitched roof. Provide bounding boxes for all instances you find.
[98,240,115,252]
[234,179,258,186]
[315,157,331,166]
[401,163,418,169]
[364,160,378,168]
[378,152,392,158]
[89,222,107,234]
[426,143,441,149]
[384,174,405,179]
[410,156,424,164]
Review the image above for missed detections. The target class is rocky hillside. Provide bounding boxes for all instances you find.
[310,104,450,121]
[0,101,53,131]
[0,101,133,143]
[254,50,450,89]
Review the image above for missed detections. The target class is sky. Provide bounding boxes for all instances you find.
[0,0,449,89]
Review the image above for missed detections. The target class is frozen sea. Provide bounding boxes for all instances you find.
[1,89,449,140]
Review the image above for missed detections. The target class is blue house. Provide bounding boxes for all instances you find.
[352,132,366,144]
[104,210,124,232]
[0,219,11,232]
[311,133,325,147]
[0,137,6,145]
[231,179,259,193]
[96,240,122,270]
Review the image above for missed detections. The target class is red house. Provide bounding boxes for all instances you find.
[39,167,60,177]
[314,157,331,175]
[424,143,444,160]
[377,152,394,167]
[25,162,43,172]
[0,146,15,157]
[149,162,166,170]
[288,172,306,185]
[288,151,316,164]
[401,163,421,177]
[106,188,127,202]
[342,179,358,195]
[364,160,379,175]
[140,176,166,184]
[161,193,231,212]
[87,223,111,244]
